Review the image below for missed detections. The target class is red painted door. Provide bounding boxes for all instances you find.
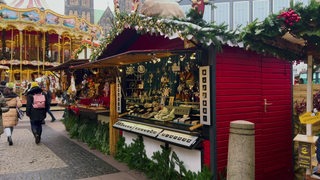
[257,56,293,180]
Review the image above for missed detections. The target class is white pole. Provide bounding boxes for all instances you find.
[307,55,313,136]
[306,55,313,175]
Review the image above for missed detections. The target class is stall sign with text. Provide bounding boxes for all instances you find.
[298,142,313,169]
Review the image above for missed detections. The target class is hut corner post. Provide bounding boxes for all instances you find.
[109,83,119,156]
[206,45,217,179]
[306,55,313,175]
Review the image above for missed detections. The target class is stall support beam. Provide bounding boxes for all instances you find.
[306,55,313,176]
[307,55,313,136]
[206,45,217,179]
[109,83,119,156]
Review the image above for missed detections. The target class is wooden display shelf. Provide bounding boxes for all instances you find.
[77,105,109,113]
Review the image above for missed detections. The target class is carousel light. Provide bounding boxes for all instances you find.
[92,68,98,75]
[167,57,172,64]
[190,53,196,60]
[179,54,186,61]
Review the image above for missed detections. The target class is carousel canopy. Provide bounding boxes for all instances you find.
[0,3,103,41]
[8,0,49,9]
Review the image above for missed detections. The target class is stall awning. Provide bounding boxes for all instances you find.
[45,59,89,71]
[0,65,9,70]
[70,49,188,69]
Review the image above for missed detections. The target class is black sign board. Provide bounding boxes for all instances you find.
[298,142,312,169]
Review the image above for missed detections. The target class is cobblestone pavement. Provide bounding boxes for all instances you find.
[0,110,148,180]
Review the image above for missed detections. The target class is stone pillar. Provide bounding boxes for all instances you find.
[227,120,255,180]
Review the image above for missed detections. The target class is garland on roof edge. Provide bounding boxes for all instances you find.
[75,9,237,62]
[240,0,320,61]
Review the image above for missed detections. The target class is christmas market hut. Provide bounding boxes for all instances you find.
[71,1,294,179]
[240,1,320,179]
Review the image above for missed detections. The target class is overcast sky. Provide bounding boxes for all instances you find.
[5,0,114,14]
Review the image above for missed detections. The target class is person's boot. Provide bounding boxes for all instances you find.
[8,136,13,146]
[35,134,40,144]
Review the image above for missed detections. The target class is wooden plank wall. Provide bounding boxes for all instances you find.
[293,84,320,103]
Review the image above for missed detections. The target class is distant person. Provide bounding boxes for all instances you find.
[0,80,6,93]
[0,90,8,138]
[299,78,304,84]
[2,82,22,146]
[26,82,50,144]
[313,136,320,178]
[42,87,56,122]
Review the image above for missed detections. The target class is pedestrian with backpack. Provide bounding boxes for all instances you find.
[26,82,50,144]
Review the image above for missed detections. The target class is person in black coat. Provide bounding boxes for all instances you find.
[42,87,56,122]
[0,80,7,93]
[26,82,50,144]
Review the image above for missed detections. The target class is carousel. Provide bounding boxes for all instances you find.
[0,0,103,97]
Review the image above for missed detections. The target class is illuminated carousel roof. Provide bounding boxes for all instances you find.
[0,3,103,40]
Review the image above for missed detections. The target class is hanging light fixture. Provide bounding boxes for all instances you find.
[190,52,196,60]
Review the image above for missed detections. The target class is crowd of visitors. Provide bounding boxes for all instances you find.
[0,80,55,145]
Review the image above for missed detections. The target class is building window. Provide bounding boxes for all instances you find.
[233,1,249,29]
[203,5,212,23]
[273,0,290,13]
[253,0,269,21]
[214,2,230,29]
[70,0,78,6]
[293,0,310,6]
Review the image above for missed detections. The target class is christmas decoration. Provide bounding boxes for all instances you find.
[241,0,320,62]
[277,9,301,27]
[77,9,237,62]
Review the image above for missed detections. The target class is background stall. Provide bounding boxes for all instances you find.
[72,11,293,179]
[0,3,103,96]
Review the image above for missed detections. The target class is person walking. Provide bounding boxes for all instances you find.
[26,82,50,144]
[42,87,56,122]
[0,80,6,93]
[2,82,21,146]
[0,90,8,138]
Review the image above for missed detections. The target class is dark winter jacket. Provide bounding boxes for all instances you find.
[0,84,6,93]
[0,91,9,134]
[26,86,50,121]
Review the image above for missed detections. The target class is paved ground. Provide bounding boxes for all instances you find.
[0,110,148,180]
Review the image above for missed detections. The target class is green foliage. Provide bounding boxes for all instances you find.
[240,0,320,62]
[123,136,150,170]
[115,136,213,180]
[114,136,128,161]
[62,110,110,154]
[146,145,180,179]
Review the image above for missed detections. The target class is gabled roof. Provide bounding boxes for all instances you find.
[96,28,187,59]
[86,13,237,62]
[72,9,237,69]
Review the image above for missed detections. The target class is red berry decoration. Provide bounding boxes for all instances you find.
[277,9,301,27]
